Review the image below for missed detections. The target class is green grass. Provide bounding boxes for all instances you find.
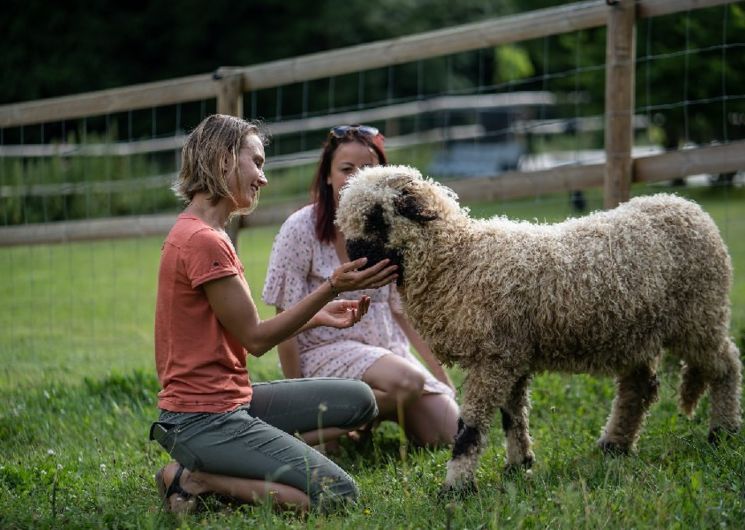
[1,183,744,528]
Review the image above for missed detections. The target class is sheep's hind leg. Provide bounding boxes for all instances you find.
[441,365,520,496]
[598,364,659,455]
[501,374,534,472]
[706,337,742,443]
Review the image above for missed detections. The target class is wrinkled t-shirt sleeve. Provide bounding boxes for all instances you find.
[262,211,313,310]
[183,229,241,288]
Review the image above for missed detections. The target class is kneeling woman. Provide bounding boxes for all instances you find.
[263,125,459,448]
[151,114,398,513]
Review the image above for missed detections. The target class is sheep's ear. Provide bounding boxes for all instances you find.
[394,190,438,223]
[387,174,414,190]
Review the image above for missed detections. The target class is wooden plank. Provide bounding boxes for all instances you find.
[216,75,247,247]
[267,92,554,136]
[234,1,608,91]
[0,214,180,246]
[0,200,306,246]
[449,163,604,202]
[0,92,552,157]
[0,74,217,128]
[216,74,244,117]
[0,173,174,198]
[634,140,745,182]
[603,0,636,209]
[0,136,186,158]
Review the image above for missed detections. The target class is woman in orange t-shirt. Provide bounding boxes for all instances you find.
[151,114,398,514]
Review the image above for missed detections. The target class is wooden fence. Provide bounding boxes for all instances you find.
[1,0,744,245]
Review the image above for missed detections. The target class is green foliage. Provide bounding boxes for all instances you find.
[494,44,535,84]
[1,0,524,106]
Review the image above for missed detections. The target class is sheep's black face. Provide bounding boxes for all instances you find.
[346,203,405,284]
[346,238,404,283]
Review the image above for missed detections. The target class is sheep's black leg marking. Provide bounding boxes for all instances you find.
[500,408,513,432]
[441,363,520,496]
[598,365,660,454]
[439,418,480,498]
[452,417,481,458]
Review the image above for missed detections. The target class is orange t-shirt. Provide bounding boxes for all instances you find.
[155,214,253,412]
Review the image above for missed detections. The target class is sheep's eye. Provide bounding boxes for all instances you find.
[364,204,389,239]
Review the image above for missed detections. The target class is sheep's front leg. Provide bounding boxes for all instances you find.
[441,365,520,495]
[501,374,534,472]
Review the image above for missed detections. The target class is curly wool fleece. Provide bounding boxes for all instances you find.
[337,165,742,493]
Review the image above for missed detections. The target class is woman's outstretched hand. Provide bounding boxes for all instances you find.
[313,296,371,329]
[329,258,398,293]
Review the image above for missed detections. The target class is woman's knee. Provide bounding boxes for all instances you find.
[391,370,426,401]
[405,394,459,447]
[337,379,378,427]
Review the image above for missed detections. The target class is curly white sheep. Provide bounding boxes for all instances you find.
[336,164,742,494]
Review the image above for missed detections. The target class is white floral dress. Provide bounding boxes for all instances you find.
[262,205,453,397]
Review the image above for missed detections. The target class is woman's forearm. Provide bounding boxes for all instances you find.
[247,281,336,355]
[277,325,303,378]
[206,274,336,357]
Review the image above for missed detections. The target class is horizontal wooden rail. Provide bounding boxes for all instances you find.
[0,0,734,128]
[0,173,174,199]
[0,136,185,158]
[3,139,742,246]
[0,74,217,129]
[266,92,554,136]
[450,139,745,202]
[0,92,553,157]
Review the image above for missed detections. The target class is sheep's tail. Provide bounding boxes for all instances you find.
[679,362,707,417]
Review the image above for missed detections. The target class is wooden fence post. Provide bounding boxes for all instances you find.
[603,0,636,209]
[215,72,245,246]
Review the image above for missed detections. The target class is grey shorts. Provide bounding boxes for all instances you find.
[149,378,377,511]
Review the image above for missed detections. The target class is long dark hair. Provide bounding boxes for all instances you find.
[311,129,387,243]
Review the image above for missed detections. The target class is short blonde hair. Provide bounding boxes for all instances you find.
[173,114,268,204]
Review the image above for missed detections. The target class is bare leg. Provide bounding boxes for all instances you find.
[404,393,459,447]
[362,354,425,421]
[300,426,366,456]
[598,364,659,454]
[300,427,351,450]
[152,379,374,513]
[158,461,309,513]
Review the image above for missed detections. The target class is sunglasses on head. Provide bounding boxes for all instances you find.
[328,125,380,139]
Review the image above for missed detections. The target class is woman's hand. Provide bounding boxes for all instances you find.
[312,296,371,329]
[329,258,398,293]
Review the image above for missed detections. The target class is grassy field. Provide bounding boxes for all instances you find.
[1,183,744,529]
